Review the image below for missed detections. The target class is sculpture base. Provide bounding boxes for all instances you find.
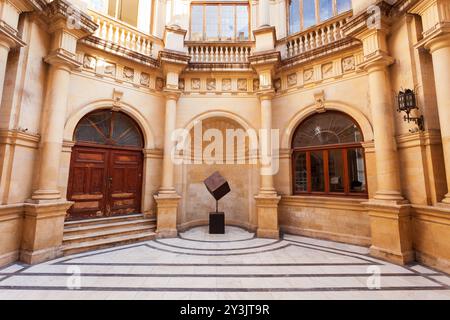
[209,212,225,234]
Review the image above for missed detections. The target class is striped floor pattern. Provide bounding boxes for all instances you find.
[0,226,449,300]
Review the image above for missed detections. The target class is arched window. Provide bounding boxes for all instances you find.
[291,111,367,196]
[288,0,352,35]
[74,110,144,148]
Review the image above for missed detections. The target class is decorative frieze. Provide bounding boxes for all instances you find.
[78,51,163,91]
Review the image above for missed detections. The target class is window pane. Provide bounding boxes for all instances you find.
[348,148,366,193]
[294,152,308,192]
[337,0,352,14]
[289,0,300,34]
[311,151,325,192]
[236,6,249,40]
[221,6,234,40]
[88,0,107,13]
[119,0,139,27]
[319,0,333,22]
[206,6,219,40]
[328,149,345,193]
[191,6,203,41]
[292,112,363,148]
[303,0,316,29]
[108,0,118,17]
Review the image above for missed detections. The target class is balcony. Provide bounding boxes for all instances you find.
[84,10,162,67]
[186,42,254,71]
[284,12,353,60]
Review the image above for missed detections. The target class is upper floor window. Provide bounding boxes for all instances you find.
[289,0,352,35]
[190,2,250,41]
[86,0,143,28]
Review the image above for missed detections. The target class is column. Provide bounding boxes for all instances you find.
[426,35,450,204]
[258,0,270,27]
[346,14,414,264]
[160,91,179,194]
[20,0,97,264]
[154,90,181,238]
[32,63,71,200]
[366,61,404,202]
[255,91,280,239]
[259,94,276,195]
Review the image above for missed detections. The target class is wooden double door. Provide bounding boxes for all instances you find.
[67,145,143,221]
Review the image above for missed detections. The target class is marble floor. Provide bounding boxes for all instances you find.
[0,226,449,300]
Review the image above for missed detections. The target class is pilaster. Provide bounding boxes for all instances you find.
[411,0,450,205]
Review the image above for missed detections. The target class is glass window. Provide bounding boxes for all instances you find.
[205,6,219,40]
[319,0,333,21]
[221,6,235,40]
[289,0,353,35]
[311,151,325,192]
[75,111,143,148]
[236,6,249,41]
[106,0,140,27]
[191,5,204,41]
[337,0,352,14]
[348,148,367,193]
[303,0,316,29]
[190,3,249,41]
[294,152,308,192]
[292,112,367,197]
[289,0,301,34]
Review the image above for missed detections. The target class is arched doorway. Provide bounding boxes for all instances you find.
[67,110,144,220]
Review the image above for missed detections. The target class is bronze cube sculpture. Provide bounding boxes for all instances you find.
[204,171,230,234]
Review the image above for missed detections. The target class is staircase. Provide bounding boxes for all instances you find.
[62,214,157,256]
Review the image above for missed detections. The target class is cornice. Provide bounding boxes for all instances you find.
[342,0,394,37]
[0,21,26,49]
[44,0,98,36]
[159,49,191,67]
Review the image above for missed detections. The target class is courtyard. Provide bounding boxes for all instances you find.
[0,226,449,300]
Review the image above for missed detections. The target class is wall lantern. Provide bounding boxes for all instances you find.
[397,89,424,132]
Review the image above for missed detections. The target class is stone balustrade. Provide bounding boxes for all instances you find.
[89,10,156,58]
[285,13,351,59]
[187,43,253,64]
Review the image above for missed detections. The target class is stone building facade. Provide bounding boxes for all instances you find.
[0,0,449,273]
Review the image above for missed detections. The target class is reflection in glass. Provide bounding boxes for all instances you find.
[289,0,301,34]
[221,6,234,40]
[294,152,308,192]
[206,6,219,40]
[319,0,333,21]
[311,151,325,192]
[348,148,366,192]
[191,6,203,41]
[236,6,249,40]
[303,0,316,29]
[337,0,352,14]
[328,149,345,192]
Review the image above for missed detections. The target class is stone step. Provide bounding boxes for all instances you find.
[62,224,156,245]
[62,232,156,256]
[63,219,156,236]
[64,214,146,229]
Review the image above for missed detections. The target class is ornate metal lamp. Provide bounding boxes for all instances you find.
[397,89,424,132]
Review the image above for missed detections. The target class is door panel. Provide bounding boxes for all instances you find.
[67,147,108,220]
[67,146,143,220]
[108,150,143,216]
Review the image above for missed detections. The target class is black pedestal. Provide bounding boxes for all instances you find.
[209,212,225,234]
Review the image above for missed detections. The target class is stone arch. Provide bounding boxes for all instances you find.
[182,110,255,133]
[281,101,374,149]
[64,99,156,149]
